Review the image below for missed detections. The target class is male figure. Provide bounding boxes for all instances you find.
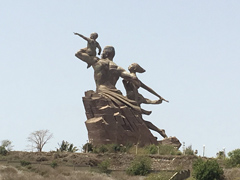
[75,46,147,114]
[74,32,101,68]
[75,46,133,91]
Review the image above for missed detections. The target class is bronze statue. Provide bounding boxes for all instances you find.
[123,63,169,106]
[74,32,101,68]
[74,33,181,148]
[123,63,168,138]
[75,45,153,114]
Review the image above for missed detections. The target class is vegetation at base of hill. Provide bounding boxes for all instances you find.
[97,159,111,174]
[126,156,152,176]
[0,165,116,180]
[0,146,8,156]
[224,148,240,168]
[56,140,78,152]
[0,140,13,156]
[143,144,182,155]
[83,143,133,153]
[20,160,31,166]
[145,171,174,180]
[82,143,182,155]
[50,161,58,168]
[4,150,240,180]
[192,158,224,180]
[184,145,195,155]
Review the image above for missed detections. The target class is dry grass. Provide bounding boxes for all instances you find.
[224,168,240,180]
[0,164,147,180]
[0,164,114,180]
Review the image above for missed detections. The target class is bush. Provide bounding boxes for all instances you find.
[0,140,13,155]
[216,151,226,160]
[82,142,93,153]
[126,156,152,176]
[226,149,240,167]
[156,145,180,155]
[192,158,224,180]
[0,146,8,156]
[91,143,132,154]
[50,161,58,168]
[20,160,31,166]
[57,140,78,152]
[145,144,158,154]
[98,160,110,174]
[185,145,194,155]
[98,145,108,153]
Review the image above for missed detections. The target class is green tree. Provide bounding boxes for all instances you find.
[227,149,240,167]
[192,158,223,180]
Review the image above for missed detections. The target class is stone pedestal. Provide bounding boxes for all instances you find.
[83,90,158,146]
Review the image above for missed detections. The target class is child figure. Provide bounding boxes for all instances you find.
[74,32,102,68]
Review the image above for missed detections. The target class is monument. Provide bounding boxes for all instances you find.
[74,32,181,149]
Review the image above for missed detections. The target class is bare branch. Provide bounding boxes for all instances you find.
[27,129,53,152]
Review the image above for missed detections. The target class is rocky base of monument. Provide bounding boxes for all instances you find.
[82,90,181,149]
[158,137,182,149]
[83,90,158,146]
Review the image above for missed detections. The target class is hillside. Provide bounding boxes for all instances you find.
[0,151,197,180]
[1,151,239,180]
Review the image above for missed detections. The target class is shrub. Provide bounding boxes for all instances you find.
[50,161,58,168]
[57,140,78,152]
[0,140,13,155]
[1,140,13,151]
[98,145,108,153]
[157,145,179,155]
[20,160,31,166]
[97,160,110,174]
[82,142,93,152]
[0,146,8,156]
[126,156,152,176]
[145,144,158,154]
[192,158,224,180]
[91,143,132,154]
[185,145,194,155]
[216,151,225,160]
[226,149,240,167]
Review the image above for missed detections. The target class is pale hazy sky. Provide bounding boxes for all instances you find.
[1,1,240,157]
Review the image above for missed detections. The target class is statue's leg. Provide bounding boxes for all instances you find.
[143,120,168,138]
[75,50,83,59]
[75,51,94,69]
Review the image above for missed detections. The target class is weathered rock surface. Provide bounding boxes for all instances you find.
[83,90,158,146]
[158,137,182,149]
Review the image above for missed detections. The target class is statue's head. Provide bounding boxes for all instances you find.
[90,32,98,39]
[128,63,145,73]
[101,46,115,60]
